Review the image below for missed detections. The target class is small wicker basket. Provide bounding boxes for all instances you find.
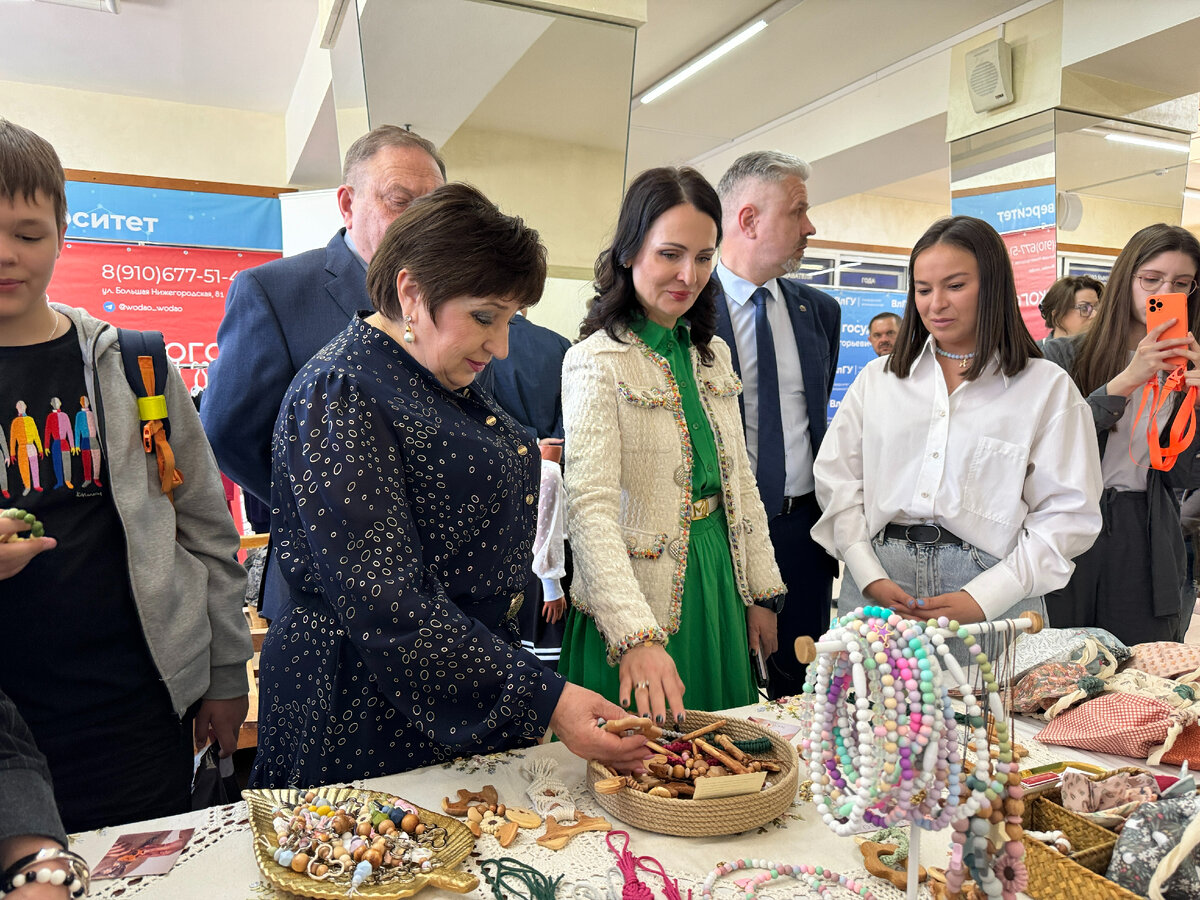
[1020,793,1139,900]
[585,710,798,837]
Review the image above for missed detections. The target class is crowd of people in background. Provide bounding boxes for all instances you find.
[4,110,1200,896]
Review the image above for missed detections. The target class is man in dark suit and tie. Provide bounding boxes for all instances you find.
[711,150,841,699]
[201,125,445,619]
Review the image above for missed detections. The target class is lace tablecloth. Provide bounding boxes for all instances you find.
[69,702,1179,900]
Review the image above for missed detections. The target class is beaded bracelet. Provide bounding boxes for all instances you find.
[0,847,89,899]
[700,858,876,900]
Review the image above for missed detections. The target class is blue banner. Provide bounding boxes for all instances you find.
[824,286,908,420]
[952,184,1055,234]
[65,182,282,251]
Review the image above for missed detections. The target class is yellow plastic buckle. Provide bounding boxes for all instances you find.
[137,394,168,421]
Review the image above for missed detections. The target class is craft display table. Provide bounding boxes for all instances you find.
[67,701,1175,900]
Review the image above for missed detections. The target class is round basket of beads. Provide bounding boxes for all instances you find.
[585,710,799,837]
[243,786,479,898]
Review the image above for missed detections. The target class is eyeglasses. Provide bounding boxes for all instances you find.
[1135,272,1198,295]
[1073,302,1098,318]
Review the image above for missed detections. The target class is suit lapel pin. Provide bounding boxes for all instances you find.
[799,304,807,312]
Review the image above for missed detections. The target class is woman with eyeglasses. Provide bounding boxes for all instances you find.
[1043,224,1200,643]
[1038,275,1104,340]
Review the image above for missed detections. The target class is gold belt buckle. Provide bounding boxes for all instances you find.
[692,495,718,521]
[505,591,525,621]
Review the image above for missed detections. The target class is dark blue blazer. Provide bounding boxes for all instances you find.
[476,314,571,440]
[202,229,367,504]
[710,272,841,457]
[201,229,368,620]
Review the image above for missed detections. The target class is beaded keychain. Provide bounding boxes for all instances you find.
[799,606,1034,900]
[700,858,877,900]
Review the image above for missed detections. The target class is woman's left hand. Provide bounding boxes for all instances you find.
[746,605,778,659]
[893,590,984,624]
[618,642,685,726]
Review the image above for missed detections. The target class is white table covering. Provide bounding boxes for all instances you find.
[66,700,1180,900]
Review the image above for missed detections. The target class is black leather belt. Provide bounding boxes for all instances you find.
[779,493,814,516]
[883,523,966,546]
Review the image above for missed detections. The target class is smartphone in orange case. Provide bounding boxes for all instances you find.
[1147,292,1190,368]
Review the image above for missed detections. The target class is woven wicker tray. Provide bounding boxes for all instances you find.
[243,787,479,899]
[1020,792,1138,900]
[585,710,798,836]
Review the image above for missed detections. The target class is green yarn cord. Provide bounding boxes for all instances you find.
[479,858,563,900]
[731,736,773,753]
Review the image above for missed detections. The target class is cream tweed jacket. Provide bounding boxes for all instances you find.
[562,327,786,663]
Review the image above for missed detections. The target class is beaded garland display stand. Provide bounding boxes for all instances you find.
[795,607,1042,900]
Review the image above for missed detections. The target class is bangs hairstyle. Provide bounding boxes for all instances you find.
[887,216,1039,380]
[1039,274,1104,331]
[0,119,67,227]
[367,183,546,321]
[580,166,723,364]
[1070,223,1200,397]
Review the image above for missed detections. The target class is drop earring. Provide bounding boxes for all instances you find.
[403,314,415,343]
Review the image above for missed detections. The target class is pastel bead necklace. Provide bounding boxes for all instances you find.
[700,858,876,900]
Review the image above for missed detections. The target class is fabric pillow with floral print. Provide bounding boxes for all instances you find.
[1010,660,1095,716]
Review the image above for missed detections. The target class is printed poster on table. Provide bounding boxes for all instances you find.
[951,184,1056,340]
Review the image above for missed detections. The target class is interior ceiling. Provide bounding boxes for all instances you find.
[0,0,318,113]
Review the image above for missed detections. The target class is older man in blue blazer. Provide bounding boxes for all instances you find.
[711,150,841,699]
[201,125,445,619]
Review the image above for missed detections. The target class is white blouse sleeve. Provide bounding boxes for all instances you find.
[531,458,566,602]
[811,374,889,591]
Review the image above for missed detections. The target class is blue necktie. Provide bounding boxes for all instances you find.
[752,287,785,518]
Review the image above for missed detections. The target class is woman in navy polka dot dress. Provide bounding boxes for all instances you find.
[249,185,647,788]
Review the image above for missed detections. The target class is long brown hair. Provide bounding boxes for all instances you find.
[580,167,722,364]
[887,216,1038,380]
[1070,224,1200,395]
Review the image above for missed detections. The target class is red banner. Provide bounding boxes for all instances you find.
[1001,225,1057,341]
[49,241,280,391]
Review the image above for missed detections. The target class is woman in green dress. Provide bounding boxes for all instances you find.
[559,167,786,724]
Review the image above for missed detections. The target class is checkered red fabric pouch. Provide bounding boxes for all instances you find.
[1036,692,1176,759]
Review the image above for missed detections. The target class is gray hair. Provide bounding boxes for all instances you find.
[342,124,446,184]
[716,150,811,206]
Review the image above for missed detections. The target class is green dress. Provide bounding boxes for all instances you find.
[559,317,758,711]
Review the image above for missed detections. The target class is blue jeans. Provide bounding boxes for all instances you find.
[836,533,1046,666]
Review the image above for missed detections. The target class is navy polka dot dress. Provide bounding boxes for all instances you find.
[249,315,565,789]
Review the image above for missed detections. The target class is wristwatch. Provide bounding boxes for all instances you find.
[753,593,786,614]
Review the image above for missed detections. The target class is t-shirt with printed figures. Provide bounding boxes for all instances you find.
[0,324,165,742]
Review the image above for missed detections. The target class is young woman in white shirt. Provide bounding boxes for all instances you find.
[1043,224,1200,643]
[812,216,1103,642]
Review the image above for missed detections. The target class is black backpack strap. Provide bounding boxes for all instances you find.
[117,328,171,440]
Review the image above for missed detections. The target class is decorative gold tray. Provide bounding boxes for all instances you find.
[243,787,478,899]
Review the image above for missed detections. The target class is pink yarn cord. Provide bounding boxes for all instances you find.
[637,854,690,900]
[606,831,654,900]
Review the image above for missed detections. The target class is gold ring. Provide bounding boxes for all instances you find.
[634,681,650,690]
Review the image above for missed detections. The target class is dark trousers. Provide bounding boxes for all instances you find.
[1047,490,1182,644]
[37,696,198,833]
[766,493,836,700]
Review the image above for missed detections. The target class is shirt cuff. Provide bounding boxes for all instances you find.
[541,577,564,602]
[960,561,1025,620]
[844,540,888,595]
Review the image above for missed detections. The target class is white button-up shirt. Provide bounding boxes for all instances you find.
[811,337,1103,618]
[716,262,814,496]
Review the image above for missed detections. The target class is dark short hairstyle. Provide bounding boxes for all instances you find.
[342,124,446,184]
[580,166,723,364]
[1039,275,1104,331]
[887,216,1039,380]
[1071,224,1200,397]
[868,312,901,331]
[0,119,67,227]
[367,183,546,321]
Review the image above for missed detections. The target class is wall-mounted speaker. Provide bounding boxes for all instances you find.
[965,39,1014,113]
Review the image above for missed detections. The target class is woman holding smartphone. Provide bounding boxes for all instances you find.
[1043,224,1200,643]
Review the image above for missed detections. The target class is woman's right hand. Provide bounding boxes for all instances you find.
[550,682,651,773]
[861,578,917,614]
[1109,320,1192,397]
[618,642,685,726]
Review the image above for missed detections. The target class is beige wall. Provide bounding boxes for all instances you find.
[2,80,288,186]
[440,124,625,273]
[810,193,950,252]
[1068,196,1182,250]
